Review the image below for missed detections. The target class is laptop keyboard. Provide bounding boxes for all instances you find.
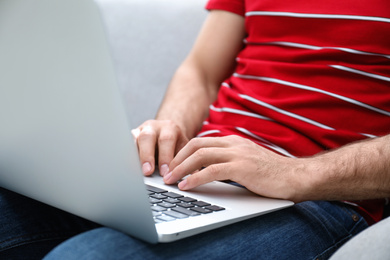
[146,184,225,223]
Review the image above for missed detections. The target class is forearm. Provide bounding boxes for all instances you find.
[135,11,245,175]
[156,61,217,140]
[296,134,390,202]
[156,10,245,140]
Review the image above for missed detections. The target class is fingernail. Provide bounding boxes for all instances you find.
[142,162,152,175]
[160,164,169,177]
[178,179,187,190]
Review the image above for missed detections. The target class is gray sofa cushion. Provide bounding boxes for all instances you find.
[96,0,208,127]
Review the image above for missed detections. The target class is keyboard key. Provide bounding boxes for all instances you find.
[152,211,162,217]
[205,205,225,211]
[164,210,188,219]
[176,202,194,208]
[156,215,176,222]
[179,197,196,202]
[163,192,183,198]
[192,201,210,207]
[146,185,167,193]
[158,202,176,208]
[191,207,213,214]
[151,205,167,212]
[150,194,167,199]
[172,207,200,217]
[164,198,180,204]
[149,197,162,204]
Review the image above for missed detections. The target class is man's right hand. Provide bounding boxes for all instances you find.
[132,120,189,177]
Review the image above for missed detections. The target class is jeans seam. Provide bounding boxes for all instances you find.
[338,203,369,234]
[313,215,368,260]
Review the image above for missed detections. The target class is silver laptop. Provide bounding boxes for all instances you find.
[0,0,293,243]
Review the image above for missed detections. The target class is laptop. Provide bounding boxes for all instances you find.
[0,0,293,243]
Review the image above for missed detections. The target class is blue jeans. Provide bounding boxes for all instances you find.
[0,188,100,259]
[0,187,369,260]
[44,200,368,259]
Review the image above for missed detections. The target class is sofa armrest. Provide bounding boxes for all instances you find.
[96,0,208,127]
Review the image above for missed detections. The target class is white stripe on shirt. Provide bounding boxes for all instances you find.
[239,94,335,130]
[210,104,273,121]
[233,73,390,117]
[243,41,390,59]
[360,133,378,138]
[221,82,231,88]
[236,127,296,158]
[246,11,390,24]
[197,130,221,137]
[330,65,390,82]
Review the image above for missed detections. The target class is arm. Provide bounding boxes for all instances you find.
[134,10,246,176]
[164,134,390,203]
[156,10,245,138]
[302,134,390,202]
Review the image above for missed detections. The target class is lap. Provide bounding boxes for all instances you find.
[0,188,100,259]
[44,201,369,260]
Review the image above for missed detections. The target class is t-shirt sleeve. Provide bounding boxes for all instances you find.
[205,0,245,17]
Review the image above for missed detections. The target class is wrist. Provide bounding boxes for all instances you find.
[293,153,350,202]
[285,157,323,203]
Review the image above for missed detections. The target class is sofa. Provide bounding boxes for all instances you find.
[95,0,389,259]
[95,0,208,128]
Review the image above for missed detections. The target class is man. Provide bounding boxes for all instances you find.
[8,0,390,259]
[134,1,390,219]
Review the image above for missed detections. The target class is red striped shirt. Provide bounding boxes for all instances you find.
[202,0,390,224]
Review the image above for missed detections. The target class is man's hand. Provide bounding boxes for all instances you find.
[132,120,189,177]
[163,135,307,202]
[163,134,390,203]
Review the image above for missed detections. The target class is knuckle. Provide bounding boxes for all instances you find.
[226,135,241,142]
[139,119,155,129]
[159,120,177,130]
[205,164,221,180]
[143,119,155,125]
[187,138,202,150]
[193,147,208,162]
[158,132,176,144]
[164,120,176,127]
[187,174,200,186]
[138,128,156,140]
[172,124,184,135]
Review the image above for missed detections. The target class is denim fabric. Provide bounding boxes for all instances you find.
[44,200,369,260]
[0,188,100,259]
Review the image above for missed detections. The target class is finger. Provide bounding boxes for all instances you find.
[169,137,228,171]
[157,127,179,176]
[174,129,189,154]
[137,125,158,176]
[178,163,231,190]
[175,136,188,154]
[131,128,140,140]
[164,146,227,185]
